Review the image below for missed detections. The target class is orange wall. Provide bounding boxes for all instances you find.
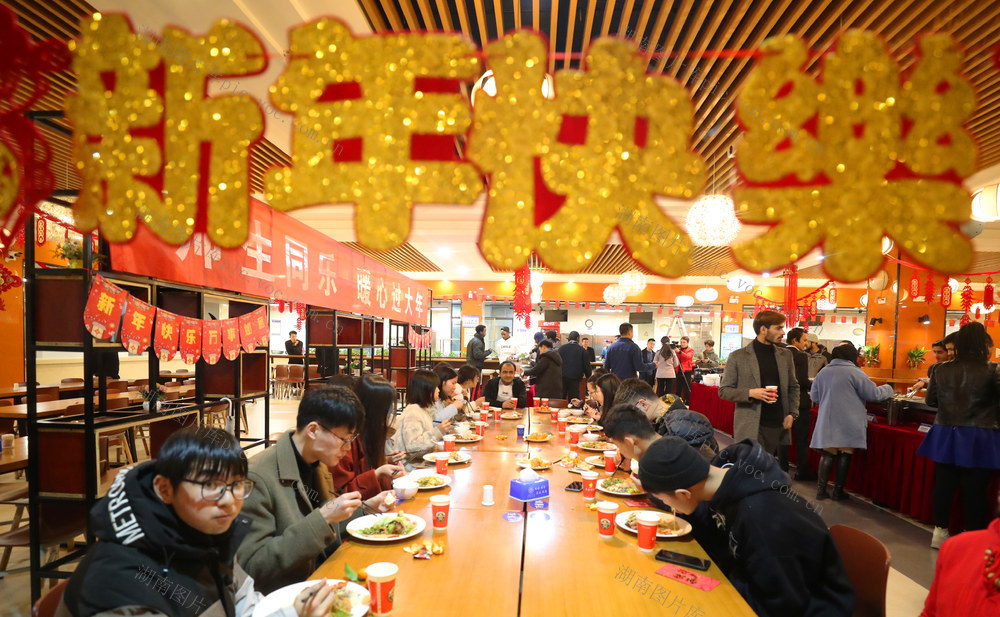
[0,256,24,386]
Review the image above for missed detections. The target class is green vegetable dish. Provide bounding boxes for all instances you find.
[327,581,359,617]
[359,514,416,538]
[601,477,641,494]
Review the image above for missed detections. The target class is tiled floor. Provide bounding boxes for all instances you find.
[0,400,935,616]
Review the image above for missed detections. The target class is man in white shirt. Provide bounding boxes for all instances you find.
[494,327,519,361]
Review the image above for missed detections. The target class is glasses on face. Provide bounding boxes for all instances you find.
[322,426,358,449]
[183,479,254,502]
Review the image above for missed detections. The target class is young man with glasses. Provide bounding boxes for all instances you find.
[239,387,396,594]
[58,427,341,617]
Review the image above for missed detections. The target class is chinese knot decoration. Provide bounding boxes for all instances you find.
[733,31,976,283]
[50,18,984,281]
[0,6,69,257]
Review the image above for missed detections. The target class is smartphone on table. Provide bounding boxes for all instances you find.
[655,549,711,571]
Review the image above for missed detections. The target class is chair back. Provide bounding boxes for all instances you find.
[60,378,84,386]
[308,365,321,380]
[106,397,129,410]
[288,364,305,380]
[133,378,149,389]
[106,380,129,392]
[164,390,181,400]
[275,364,289,380]
[0,400,10,407]
[546,398,569,408]
[183,378,197,385]
[829,524,891,617]
[15,382,40,388]
[36,386,61,402]
[64,403,84,415]
[32,579,68,617]
[174,369,191,375]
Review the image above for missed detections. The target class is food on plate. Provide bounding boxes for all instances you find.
[565,416,592,424]
[403,539,445,559]
[520,455,551,468]
[581,440,616,450]
[455,431,476,440]
[559,453,588,467]
[358,514,417,538]
[449,451,463,461]
[625,512,681,534]
[500,412,522,419]
[525,432,551,440]
[319,581,363,617]
[600,477,642,494]
[416,476,445,487]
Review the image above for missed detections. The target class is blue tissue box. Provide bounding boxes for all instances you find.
[510,477,550,502]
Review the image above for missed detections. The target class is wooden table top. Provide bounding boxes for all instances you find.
[309,406,755,616]
[0,392,135,419]
[0,437,28,474]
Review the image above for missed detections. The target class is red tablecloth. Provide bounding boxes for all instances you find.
[688,383,999,529]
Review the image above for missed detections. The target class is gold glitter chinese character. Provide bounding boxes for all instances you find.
[66,15,265,248]
[469,33,702,277]
[264,19,482,250]
[733,31,974,282]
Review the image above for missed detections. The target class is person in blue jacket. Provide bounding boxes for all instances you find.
[603,323,655,381]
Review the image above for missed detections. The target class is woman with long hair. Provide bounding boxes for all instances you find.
[329,374,405,499]
[432,362,464,422]
[584,373,621,421]
[391,370,452,459]
[920,321,1000,548]
[810,342,893,501]
[654,336,680,397]
[675,336,695,402]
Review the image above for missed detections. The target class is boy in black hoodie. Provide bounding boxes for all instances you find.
[637,437,855,617]
[58,428,349,617]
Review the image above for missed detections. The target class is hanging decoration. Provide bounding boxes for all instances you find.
[178,317,203,365]
[121,296,155,355]
[83,274,127,340]
[909,274,921,299]
[513,264,532,328]
[295,302,306,332]
[961,278,974,326]
[828,284,837,306]
[924,273,935,304]
[0,262,22,311]
[153,308,181,362]
[782,265,799,319]
[202,319,222,365]
[985,277,995,310]
[618,269,648,296]
[940,283,952,308]
[0,6,69,258]
[220,317,241,361]
[732,30,976,282]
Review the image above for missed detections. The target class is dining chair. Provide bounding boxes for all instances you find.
[14,382,39,388]
[106,380,129,392]
[273,364,290,398]
[287,364,305,398]
[132,378,149,389]
[35,386,60,403]
[32,579,68,617]
[59,378,84,386]
[829,524,891,617]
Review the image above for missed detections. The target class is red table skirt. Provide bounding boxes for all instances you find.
[688,383,999,528]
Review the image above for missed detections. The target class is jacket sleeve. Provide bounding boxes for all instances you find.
[432,400,460,423]
[484,379,500,407]
[854,372,894,402]
[471,339,487,363]
[522,358,544,377]
[400,409,443,453]
[514,379,528,408]
[785,352,800,416]
[718,355,752,403]
[582,350,593,378]
[926,370,939,408]
[329,443,385,500]
[237,471,339,587]
[631,344,656,375]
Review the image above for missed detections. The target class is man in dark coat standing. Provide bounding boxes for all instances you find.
[466,324,490,369]
[603,323,655,381]
[522,340,563,399]
[558,330,592,400]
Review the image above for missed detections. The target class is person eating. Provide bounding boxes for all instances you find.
[390,370,452,458]
[484,360,527,409]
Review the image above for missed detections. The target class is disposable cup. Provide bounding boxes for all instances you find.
[636,512,660,552]
[604,450,617,473]
[480,409,489,423]
[568,425,586,445]
[0,433,13,451]
[475,421,487,436]
[516,424,525,438]
[435,457,448,475]
[430,494,451,530]
[557,417,568,434]
[581,471,599,502]
[597,501,619,538]
[367,562,399,616]
[443,435,456,452]
[482,484,494,506]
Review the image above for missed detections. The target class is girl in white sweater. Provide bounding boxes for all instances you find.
[393,369,452,459]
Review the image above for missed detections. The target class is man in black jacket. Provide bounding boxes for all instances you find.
[466,324,490,369]
[637,438,855,617]
[784,328,817,480]
[558,330,593,400]
[581,337,597,363]
[522,339,563,399]
[285,331,304,365]
[58,428,335,617]
[483,360,527,409]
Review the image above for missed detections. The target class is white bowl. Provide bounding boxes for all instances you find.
[569,408,585,416]
[392,479,419,500]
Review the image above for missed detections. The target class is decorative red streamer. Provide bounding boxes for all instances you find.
[513,264,531,328]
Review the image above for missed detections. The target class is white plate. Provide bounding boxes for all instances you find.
[584,455,606,467]
[597,478,646,497]
[346,513,426,542]
[407,473,452,490]
[500,412,523,420]
[568,466,594,474]
[579,441,617,452]
[615,510,692,539]
[565,416,593,424]
[589,425,603,432]
[422,451,472,464]
[453,434,483,443]
[515,456,554,470]
[525,433,552,443]
[252,580,369,617]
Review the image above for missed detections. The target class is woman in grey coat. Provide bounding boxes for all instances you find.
[810,342,894,500]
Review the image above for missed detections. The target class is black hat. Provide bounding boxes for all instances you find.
[637,436,710,493]
[500,326,510,333]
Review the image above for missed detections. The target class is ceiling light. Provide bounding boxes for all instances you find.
[685,194,741,246]
[971,184,1000,222]
[694,287,719,302]
[859,293,868,307]
[675,295,695,308]
[603,284,626,306]
[618,269,647,296]
[762,271,770,278]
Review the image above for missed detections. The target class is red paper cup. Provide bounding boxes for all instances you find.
[557,417,567,434]
[430,495,450,530]
[435,457,448,475]
[568,426,583,444]
[493,407,502,421]
[480,410,489,423]
[582,471,598,502]
[550,409,558,422]
[636,512,660,552]
[367,562,399,616]
[443,435,456,452]
[475,421,487,436]
[604,450,617,473]
[597,501,619,538]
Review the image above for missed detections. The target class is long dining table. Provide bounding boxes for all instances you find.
[309,407,756,616]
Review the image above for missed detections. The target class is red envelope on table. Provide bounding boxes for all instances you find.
[238,312,258,353]
[220,318,241,360]
[655,564,721,592]
[83,274,127,340]
[178,317,202,365]
[202,319,222,365]
[120,296,155,354]
[153,308,180,362]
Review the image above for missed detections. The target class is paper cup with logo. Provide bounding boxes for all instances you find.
[435,456,449,475]
[475,421,487,436]
[367,562,399,616]
[581,470,599,502]
[430,494,451,530]
[604,450,617,472]
[493,406,502,421]
[479,409,489,423]
[557,415,568,434]
[516,424,525,438]
[597,501,619,539]
[442,435,456,452]
[636,512,660,552]
[550,408,559,422]
[541,398,549,409]
[568,425,586,444]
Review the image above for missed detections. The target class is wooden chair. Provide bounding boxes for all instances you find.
[286,364,305,398]
[0,507,86,581]
[202,403,229,430]
[163,390,181,401]
[0,400,13,436]
[308,364,321,382]
[183,378,197,386]
[35,386,60,403]
[14,382,39,388]
[829,524,891,617]
[132,378,149,390]
[60,378,84,386]
[273,364,290,398]
[33,579,68,617]
[106,380,129,392]
[0,481,28,572]
[545,398,569,408]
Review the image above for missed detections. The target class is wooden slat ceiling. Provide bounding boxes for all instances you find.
[801,252,1000,283]
[357,0,1000,185]
[3,0,291,195]
[486,244,735,276]
[342,241,444,272]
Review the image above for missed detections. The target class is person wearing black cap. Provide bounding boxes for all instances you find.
[558,330,592,400]
[637,437,855,617]
[494,326,518,361]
